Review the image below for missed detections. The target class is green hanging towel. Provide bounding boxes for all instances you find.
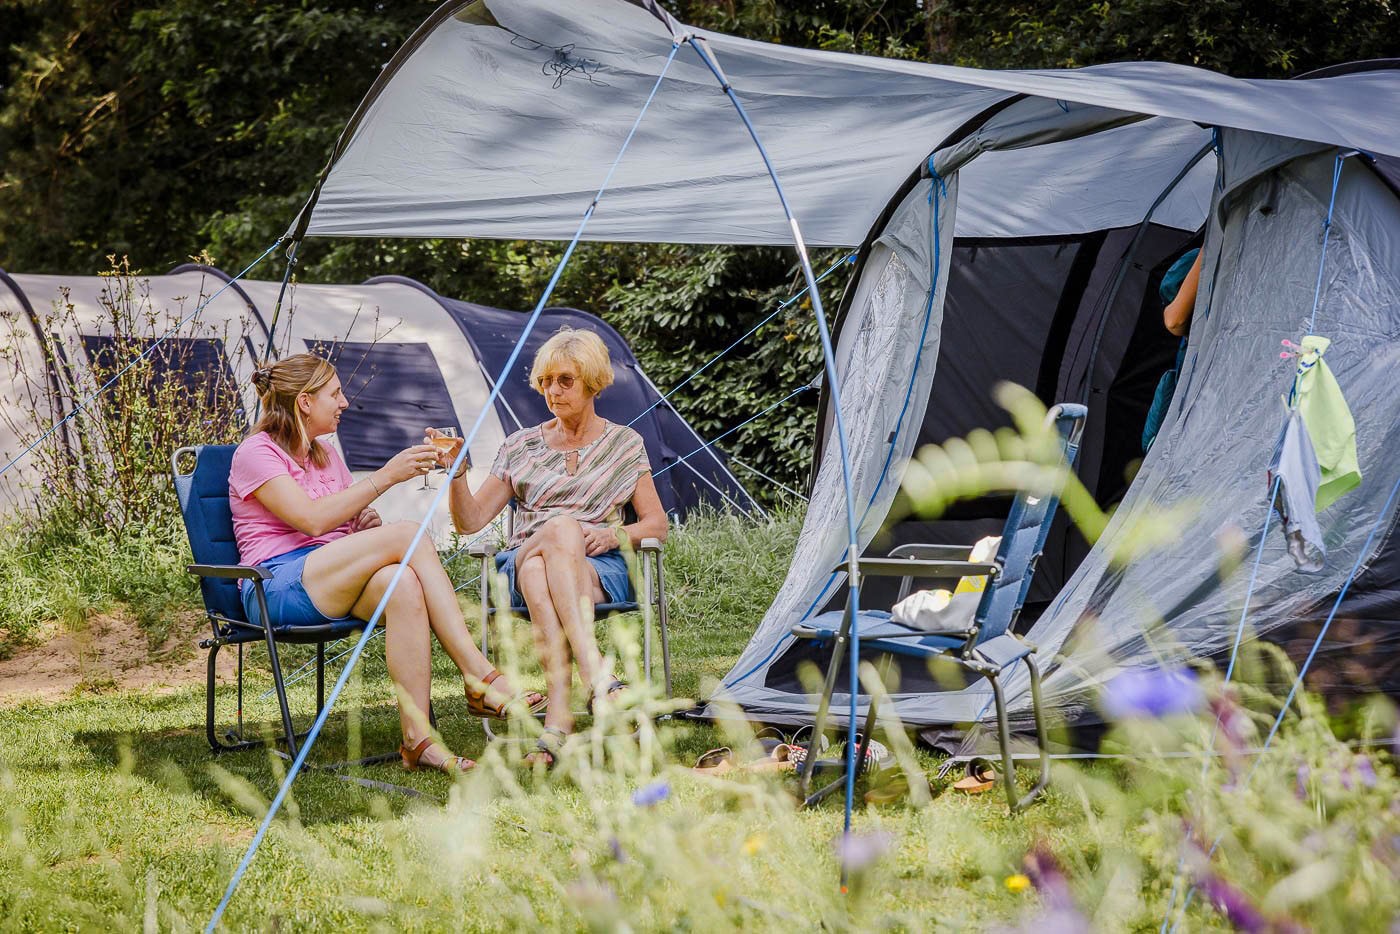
[1292,335,1361,510]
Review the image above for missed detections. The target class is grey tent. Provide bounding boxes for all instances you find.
[283,0,1400,729]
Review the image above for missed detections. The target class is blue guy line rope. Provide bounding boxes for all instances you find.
[0,239,284,482]
[652,382,814,478]
[1161,148,1355,932]
[683,34,865,848]
[626,250,854,430]
[1167,468,1400,933]
[205,40,684,931]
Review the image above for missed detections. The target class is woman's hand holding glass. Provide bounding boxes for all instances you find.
[381,444,441,485]
[424,428,466,475]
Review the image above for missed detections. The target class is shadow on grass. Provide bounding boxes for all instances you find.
[70,692,503,826]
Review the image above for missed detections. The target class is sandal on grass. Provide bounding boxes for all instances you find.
[586,676,627,715]
[399,736,474,775]
[952,759,997,794]
[693,746,735,775]
[524,726,568,769]
[466,669,546,720]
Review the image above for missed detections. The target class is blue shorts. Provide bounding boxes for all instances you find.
[494,547,633,609]
[241,543,354,629]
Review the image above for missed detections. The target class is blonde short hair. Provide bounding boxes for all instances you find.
[530,327,614,396]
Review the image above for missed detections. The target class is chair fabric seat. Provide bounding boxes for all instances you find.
[793,609,969,656]
[218,617,365,644]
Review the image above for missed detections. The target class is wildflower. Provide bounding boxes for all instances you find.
[1102,666,1203,720]
[834,830,894,875]
[631,780,670,808]
[1005,873,1031,893]
[1295,762,1311,800]
[1198,874,1268,934]
[742,833,766,856]
[1023,845,1074,911]
[607,836,626,863]
[1352,754,1378,789]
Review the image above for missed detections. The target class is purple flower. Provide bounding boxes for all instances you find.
[1354,755,1378,789]
[834,831,894,874]
[1295,763,1311,800]
[631,780,670,808]
[608,836,627,862]
[1199,875,1268,934]
[1102,667,1204,720]
[1024,845,1075,911]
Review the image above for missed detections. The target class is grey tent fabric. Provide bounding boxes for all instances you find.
[1269,408,1325,572]
[295,0,1400,246]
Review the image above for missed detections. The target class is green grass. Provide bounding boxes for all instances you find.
[1,509,1396,931]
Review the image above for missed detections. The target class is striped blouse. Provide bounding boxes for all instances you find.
[490,420,652,547]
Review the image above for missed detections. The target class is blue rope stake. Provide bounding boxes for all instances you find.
[206,40,683,931]
[0,239,283,481]
[652,382,813,478]
[684,35,864,849]
[1167,468,1400,933]
[627,251,854,429]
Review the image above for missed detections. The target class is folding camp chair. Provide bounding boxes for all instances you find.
[468,508,670,737]
[173,444,402,770]
[791,403,1087,813]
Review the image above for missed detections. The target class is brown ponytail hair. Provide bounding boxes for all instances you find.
[250,353,338,467]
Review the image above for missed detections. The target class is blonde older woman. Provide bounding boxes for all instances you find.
[434,327,667,766]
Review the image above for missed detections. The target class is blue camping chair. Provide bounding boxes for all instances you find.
[173,444,397,764]
[469,505,671,735]
[791,403,1087,812]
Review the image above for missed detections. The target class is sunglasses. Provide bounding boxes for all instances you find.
[537,373,578,391]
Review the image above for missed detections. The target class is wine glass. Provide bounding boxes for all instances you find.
[423,427,459,490]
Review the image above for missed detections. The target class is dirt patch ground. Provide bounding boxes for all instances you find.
[0,609,233,705]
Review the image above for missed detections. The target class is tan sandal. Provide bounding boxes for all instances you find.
[952,761,997,794]
[399,736,474,774]
[466,669,547,720]
[523,726,567,769]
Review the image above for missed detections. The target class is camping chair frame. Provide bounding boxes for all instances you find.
[468,513,671,739]
[173,445,403,772]
[790,403,1086,813]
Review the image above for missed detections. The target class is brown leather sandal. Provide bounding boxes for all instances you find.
[399,736,474,774]
[466,669,547,720]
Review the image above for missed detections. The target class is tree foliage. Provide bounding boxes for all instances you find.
[1,0,1395,497]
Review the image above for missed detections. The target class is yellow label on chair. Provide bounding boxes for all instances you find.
[953,535,1001,595]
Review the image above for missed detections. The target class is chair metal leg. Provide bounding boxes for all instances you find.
[236,643,245,738]
[987,670,1022,813]
[254,583,299,759]
[655,552,672,699]
[316,643,326,714]
[798,600,855,797]
[1021,655,1052,807]
[205,639,267,754]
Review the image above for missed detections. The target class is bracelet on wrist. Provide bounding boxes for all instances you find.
[368,475,382,496]
[452,460,471,480]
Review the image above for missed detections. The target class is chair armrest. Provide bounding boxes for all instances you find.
[467,543,495,558]
[639,537,663,552]
[188,563,272,581]
[889,544,976,561]
[845,557,999,580]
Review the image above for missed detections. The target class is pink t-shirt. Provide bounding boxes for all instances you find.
[229,431,354,568]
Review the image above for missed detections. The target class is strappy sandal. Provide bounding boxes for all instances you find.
[466,669,547,720]
[586,676,627,715]
[693,746,735,775]
[524,726,567,769]
[399,736,474,775]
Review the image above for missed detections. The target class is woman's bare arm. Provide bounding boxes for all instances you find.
[448,471,514,534]
[1164,251,1203,337]
[251,444,437,537]
[622,472,668,548]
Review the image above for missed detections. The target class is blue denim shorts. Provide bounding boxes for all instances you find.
[494,547,633,609]
[241,543,354,629]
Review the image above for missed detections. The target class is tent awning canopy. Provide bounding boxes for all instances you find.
[295,0,1400,246]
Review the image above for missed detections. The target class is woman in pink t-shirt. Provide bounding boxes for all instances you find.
[230,353,543,775]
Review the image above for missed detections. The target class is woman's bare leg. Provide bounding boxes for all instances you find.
[302,523,536,707]
[519,555,575,733]
[515,517,610,691]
